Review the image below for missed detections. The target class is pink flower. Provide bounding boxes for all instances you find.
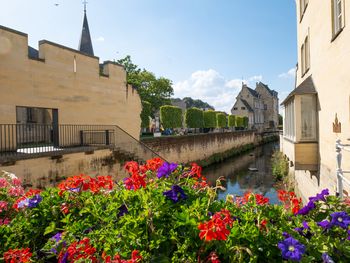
[12,178,22,186]
[0,201,8,212]
[0,178,8,188]
[0,218,11,225]
[8,186,25,197]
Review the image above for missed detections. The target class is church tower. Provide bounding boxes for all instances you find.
[79,1,94,56]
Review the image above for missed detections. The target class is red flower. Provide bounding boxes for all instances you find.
[207,251,221,263]
[255,194,269,205]
[13,189,42,210]
[259,219,268,231]
[61,203,69,214]
[103,250,142,263]
[61,238,97,262]
[146,158,164,171]
[124,173,146,191]
[277,190,301,214]
[3,248,32,263]
[189,163,202,178]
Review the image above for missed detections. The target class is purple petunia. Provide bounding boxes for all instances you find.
[51,232,62,243]
[282,232,292,238]
[322,253,335,263]
[330,211,350,229]
[117,204,128,217]
[309,189,329,203]
[296,200,316,215]
[317,220,332,230]
[294,221,310,237]
[278,237,305,262]
[163,185,187,203]
[348,229,350,241]
[157,162,178,178]
[28,194,42,208]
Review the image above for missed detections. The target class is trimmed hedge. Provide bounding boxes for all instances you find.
[185,107,204,128]
[160,105,182,129]
[140,101,152,128]
[243,116,249,129]
[228,115,236,128]
[203,110,217,128]
[236,116,244,128]
[216,113,227,128]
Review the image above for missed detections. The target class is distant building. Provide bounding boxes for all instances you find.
[230,82,278,131]
[280,0,350,201]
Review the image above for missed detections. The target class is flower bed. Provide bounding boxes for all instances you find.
[0,160,350,262]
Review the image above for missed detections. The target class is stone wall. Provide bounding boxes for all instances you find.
[142,131,257,164]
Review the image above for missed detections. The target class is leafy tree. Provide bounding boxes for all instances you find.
[117,56,174,116]
[185,108,204,128]
[216,113,227,128]
[160,106,182,129]
[228,115,236,128]
[203,110,217,128]
[236,116,244,128]
[140,101,152,128]
[175,97,215,110]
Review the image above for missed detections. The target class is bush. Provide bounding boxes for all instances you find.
[271,151,289,180]
[228,115,236,128]
[0,164,350,262]
[140,101,152,128]
[185,108,204,128]
[236,116,244,128]
[160,105,182,129]
[203,110,217,128]
[243,116,249,129]
[216,113,227,128]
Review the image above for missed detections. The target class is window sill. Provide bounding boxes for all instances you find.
[331,27,344,42]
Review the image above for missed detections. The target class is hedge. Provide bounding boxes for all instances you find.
[228,115,236,128]
[236,116,244,128]
[160,105,182,129]
[140,101,152,128]
[203,110,217,128]
[216,113,227,128]
[185,107,204,128]
[243,116,249,129]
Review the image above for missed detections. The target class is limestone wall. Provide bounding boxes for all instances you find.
[0,25,142,139]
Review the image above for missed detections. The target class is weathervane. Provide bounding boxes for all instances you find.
[83,0,88,13]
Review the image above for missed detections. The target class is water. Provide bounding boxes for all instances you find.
[202,142,280,204]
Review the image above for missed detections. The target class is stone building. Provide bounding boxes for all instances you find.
[280,0,350,201]
[230,82,278,130]
[0,9,142,140]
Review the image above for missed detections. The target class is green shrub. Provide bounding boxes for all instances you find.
[271,151,289,180]
[140,101,152,128]
[216,113,227,128]
[243,116,249,129]
[203,110,217,128]
[185,107,204,128]
[236,116,244,128]
[160,105,183,129]
[228,115,236,128]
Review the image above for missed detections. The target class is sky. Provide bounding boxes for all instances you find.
[0,0,297,113]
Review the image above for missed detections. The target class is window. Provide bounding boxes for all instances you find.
[233,107,238,110]
[26,108,35,123]
[301,35,310,76]
[300,0,309,19]
[300,95,317,141]
[241,107,246,110]
[332,0,344,37]
[264,104,267,110]
[284,100,295,140]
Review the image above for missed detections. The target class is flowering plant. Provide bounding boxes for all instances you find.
[0,160,349,262]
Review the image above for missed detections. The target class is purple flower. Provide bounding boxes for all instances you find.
[297,200,316,215]
[322,253,335,263]
[17,198,29,208]
[117,204,128,217]
[309,189,329,203]
[330,211,350,229]
[163,185,187,203]
[157,162,178,178]
[60,251,68,263]
[347,229,350,241]
[282,232,291,238]
[51,232,62,243]
[28,194,42,208]
[278,237,305,262]
[317,220,332,230]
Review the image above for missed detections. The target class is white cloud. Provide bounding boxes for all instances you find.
[173,69,263,113]
[94,36,105,42]
[278,68,296,78]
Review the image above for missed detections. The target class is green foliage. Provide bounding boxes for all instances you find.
[117,56,174,116]
[243,116,249,129]
[203,110,217,128]
[228,115,236,128]
[140,101,152,128]
[160,105,182,129]
[236,116,244,128]
[175,97,214,110]
[216,113,227,128]
[185,108,203,128]
[271,151,289,180]
[278,114,283,126]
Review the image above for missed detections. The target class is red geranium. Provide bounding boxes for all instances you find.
[277,190,301,214]
[60,238,97,263]
[3,248,32,263]
[103,250,142,263]
[145,157,164,171]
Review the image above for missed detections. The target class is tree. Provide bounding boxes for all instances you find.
[203,110,217,128]
[160,106,182,129]
[228,115,236,129]
[243,117,249,129]
[117,56,174,116]
[185,108,204,128]
[236,116,244,129]
[140,101,152,129]
[216,113,227,129]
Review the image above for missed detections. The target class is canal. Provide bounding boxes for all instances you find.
[202,142,280,204]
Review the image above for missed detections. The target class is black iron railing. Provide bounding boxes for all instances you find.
[0,124,163,163]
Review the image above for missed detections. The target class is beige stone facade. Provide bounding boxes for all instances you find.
[231,83,278,130]
[0,25,142,139]
[281,0,350,200]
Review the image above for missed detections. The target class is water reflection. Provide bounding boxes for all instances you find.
[203,142,280,204]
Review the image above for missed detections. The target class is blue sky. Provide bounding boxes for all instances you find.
[0,0,297,113]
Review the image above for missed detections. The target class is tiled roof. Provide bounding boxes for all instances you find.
[281,76,317,105]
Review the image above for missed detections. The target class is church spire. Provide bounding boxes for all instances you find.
[79,1,94,56]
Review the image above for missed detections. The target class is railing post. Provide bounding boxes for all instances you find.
[80,130,84,146]
[336,139,343,198]
[105,130,110,145]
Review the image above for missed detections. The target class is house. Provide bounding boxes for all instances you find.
[280,0,350,200]
[230,82,278,130]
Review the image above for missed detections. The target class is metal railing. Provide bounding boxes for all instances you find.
[335,139,350,198]
[0,124,164,163]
